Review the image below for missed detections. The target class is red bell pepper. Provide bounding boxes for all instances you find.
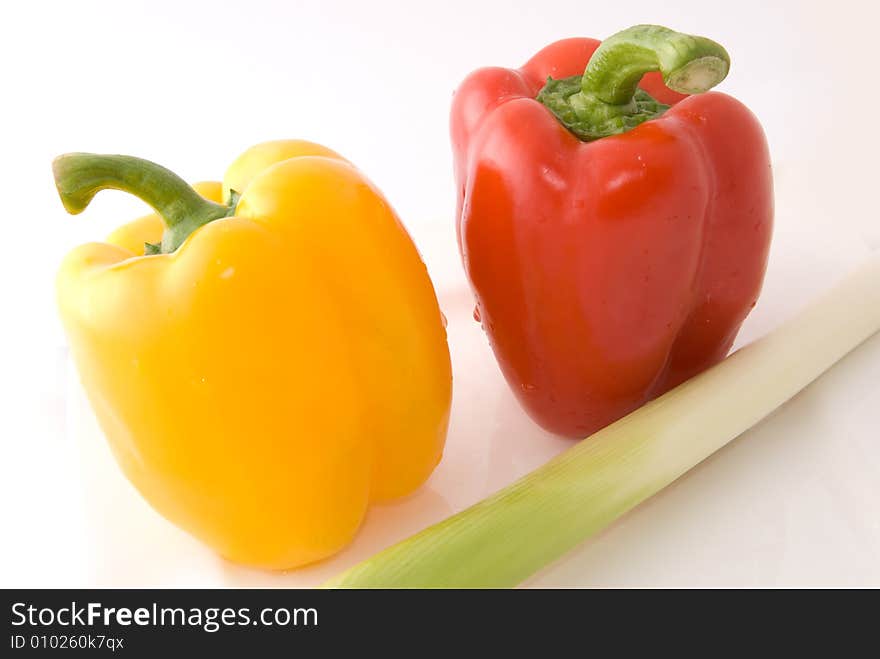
[451,25,773,438]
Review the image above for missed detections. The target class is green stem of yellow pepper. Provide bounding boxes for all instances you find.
[53,153,237,254]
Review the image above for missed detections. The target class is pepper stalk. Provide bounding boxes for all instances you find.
[537,25,730,140]
[53,153,237,254]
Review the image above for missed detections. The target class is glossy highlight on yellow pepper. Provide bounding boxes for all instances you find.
[54,141,452,569]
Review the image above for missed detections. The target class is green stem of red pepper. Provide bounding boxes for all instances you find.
[537,25,730,141]
[53,153,237,254]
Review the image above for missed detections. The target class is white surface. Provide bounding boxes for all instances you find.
[1,0,878,587]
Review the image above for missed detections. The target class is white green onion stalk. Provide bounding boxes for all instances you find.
[325,255,880,588]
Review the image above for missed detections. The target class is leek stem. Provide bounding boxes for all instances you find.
[326,255,880,588]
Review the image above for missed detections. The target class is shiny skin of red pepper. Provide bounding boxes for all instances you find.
[451,33,773,438]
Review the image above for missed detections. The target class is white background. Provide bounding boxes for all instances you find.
[1,0,878,587]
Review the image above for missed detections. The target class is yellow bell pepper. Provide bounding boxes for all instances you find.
[54,141,452,569]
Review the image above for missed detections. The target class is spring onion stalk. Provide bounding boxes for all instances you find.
[325,255,880,588]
